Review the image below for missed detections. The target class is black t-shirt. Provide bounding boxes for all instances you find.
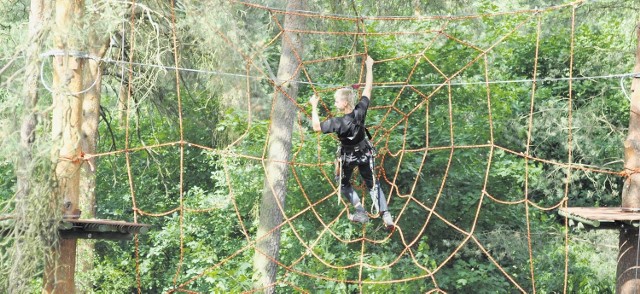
[320,96,369,145]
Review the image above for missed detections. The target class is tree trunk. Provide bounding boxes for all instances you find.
[76,27,109,292]
[617,24,640,294]
[80,33,108,221]
[9,0,51,292]
[252,0,305,292]
[43,0,85,293]
[118,83,129,123]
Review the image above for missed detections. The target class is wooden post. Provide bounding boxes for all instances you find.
[617,24,640,294]
[43,0,85,292]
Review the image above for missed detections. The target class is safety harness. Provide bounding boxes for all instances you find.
[334,117,380,215]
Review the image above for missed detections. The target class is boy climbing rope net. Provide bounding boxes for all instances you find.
[310,56,394,230]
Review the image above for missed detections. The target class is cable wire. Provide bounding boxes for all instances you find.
[92,55,640,89]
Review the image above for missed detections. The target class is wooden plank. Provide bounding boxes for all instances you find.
[60,230,134,241]
[2,217,149,237]
[560,207,640,222]
[60,218,150,235]
[62,218,149,227]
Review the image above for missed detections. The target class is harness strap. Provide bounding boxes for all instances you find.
[364,127,372,140]
[335,146,344,204]
[369,155,380,215]
[337,154,343,204]
[341,138,371,154]
[339,110,371,145]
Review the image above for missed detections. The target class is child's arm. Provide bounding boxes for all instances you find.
[362,56,374,99]
[310,95,322,132]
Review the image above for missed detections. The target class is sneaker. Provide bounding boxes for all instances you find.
[382,211,394,230]
[348,210,369,224]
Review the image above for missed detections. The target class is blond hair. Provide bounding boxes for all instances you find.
[334,88,356,112]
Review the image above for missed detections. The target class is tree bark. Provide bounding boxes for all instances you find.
[76,25,109,292]
[80,32,108,221]
[9,0,50,292]
[43,0,86,293]
[617,24,640,294]
[252,0,305,292]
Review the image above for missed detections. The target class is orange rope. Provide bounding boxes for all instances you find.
[524,15,543,293]
[167,0,187,286]
[90,1,625,291]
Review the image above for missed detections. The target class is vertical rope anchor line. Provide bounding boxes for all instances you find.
[524,14,543,294]
[123,0,141,292]
[168,0,187,286]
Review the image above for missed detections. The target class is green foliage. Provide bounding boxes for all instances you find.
[533,232,616,294]
[1,0,638,292]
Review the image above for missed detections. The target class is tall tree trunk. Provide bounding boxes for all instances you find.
[76,27,109,292]
[252,0,305,292]
[43,0,85,293]
[617,24,640,294]
[80,33,108,221]
[9,0,51,292]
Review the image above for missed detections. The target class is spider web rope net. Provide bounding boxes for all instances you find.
[75,0,632,292]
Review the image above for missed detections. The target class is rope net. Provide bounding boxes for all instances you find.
[76,0,630,292]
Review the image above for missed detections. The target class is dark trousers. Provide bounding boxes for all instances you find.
[340,151,388,213]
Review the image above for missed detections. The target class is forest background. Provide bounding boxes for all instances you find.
[1,0,639,293]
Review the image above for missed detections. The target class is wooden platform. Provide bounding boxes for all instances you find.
[1,217,149,240]
[559,207,640,229]
[59,218,150,240]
